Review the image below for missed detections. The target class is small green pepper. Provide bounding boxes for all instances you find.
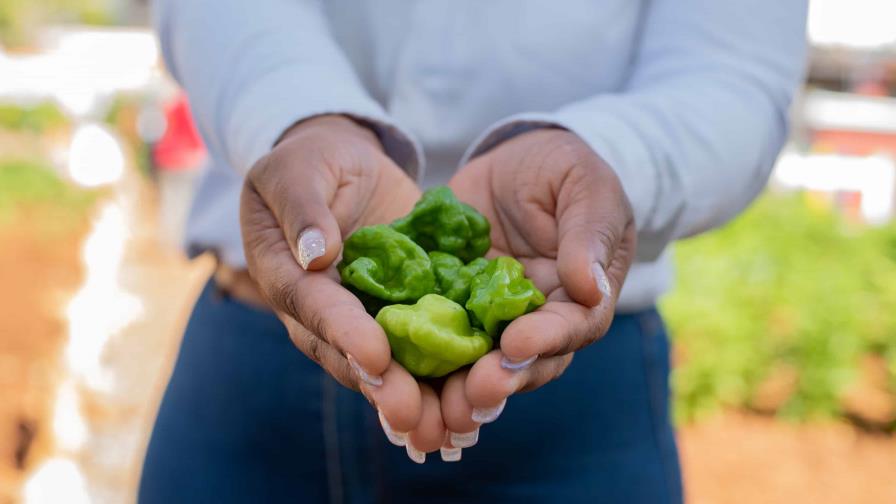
[429,251,490,305]
[339,225,436,302]
[391,186,491,262]
[376,294,493,377]
[466,256,545,337]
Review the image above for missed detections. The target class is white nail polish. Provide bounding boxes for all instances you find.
[592,262,612,302]
[297,228,326,270]
[406,443,426,464]
[472,398,507,424]
[440,447,462,462]
[347,354,383,387]
[449,429,479,448]
[500,354,537,371]
[378,411,407,447]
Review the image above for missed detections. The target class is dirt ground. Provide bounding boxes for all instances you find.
[0,223,85,504]
[679,411,896,504]
[1,198,895,504]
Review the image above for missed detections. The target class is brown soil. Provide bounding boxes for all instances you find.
[0,224,86,504]
[679,411,896,504]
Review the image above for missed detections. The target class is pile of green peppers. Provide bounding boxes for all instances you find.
[339,187,545,378]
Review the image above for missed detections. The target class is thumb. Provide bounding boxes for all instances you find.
[247,150,343,271]
[555,166,633,307]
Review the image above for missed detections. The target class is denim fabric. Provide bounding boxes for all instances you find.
[139,281,682,504]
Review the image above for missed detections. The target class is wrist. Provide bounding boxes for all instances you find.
[277,114,383,152]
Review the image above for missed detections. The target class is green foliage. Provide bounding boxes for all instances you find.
[662,193,896,425]
[0,0,112,47]
[0,159,99,232]
[0,102,67,133]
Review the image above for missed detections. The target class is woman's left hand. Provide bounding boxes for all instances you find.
[438,128,637,450]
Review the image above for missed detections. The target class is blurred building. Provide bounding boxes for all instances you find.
[772,0,896,224]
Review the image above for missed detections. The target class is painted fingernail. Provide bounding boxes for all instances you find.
[592,262,612,302]
[440,447,462,462]
[297,228,326,270]
[378,411,407,447]
[500,354,537,371]
[472,398,507,424]
[406,443,426,464]
[347,354,383,387]
[449,428,479,448]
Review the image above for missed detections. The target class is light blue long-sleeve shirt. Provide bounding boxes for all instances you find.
[154,0,808,311]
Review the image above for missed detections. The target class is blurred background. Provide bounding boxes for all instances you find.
[1,1,895,503]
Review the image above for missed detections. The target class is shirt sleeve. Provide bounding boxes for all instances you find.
[152,0,423,179]
[461,0,808,261]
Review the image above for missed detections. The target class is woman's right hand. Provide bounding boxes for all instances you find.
[239,115,440,457]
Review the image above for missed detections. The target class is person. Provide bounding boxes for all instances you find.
[139,1,808,503]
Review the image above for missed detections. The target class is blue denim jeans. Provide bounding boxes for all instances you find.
[139,281,682,503]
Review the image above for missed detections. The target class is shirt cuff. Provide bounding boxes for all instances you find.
[225,66,424,181]
[459,111,665,261]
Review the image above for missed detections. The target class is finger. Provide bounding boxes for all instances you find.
[465,350,574,415]
[280,317,422,440]
[365,360,423,434]
[280,316,422,433]
[278,314,355,387]
[247,148,342,271]
[406,383,446,463]
[517,257,561,295]
[242,185,392,379]
[440,370,479,449]
[555,162,633,308]
[499,298,614,361]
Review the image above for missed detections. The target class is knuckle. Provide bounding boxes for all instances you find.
[543,131,593,168]
[303,305,327,340]
[268,278,302,320]
[248,151,277,181]
[288,325,321,365]
[560,321,580,355]
[558,309,601,354]
[305,335,324,364]
[593,226,620,256]
[320,352,359,391]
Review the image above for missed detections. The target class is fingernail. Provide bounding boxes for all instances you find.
[406,443,426,464]
[378,411,408,447]
[449,428,479,448]
[592,262,612,302]
[297,228,326,270]
[500,354,537,371]
[472,398,507,424]
[347,354,383,387]
[440,447,462,462]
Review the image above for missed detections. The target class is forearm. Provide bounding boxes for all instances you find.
[460,0,808,261]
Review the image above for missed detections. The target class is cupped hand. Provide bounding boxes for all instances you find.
[439,128,637,445]
[239,115,443,455]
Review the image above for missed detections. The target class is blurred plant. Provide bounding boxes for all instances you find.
[0,102,68,133]
[0,0,112,47]
[104,94,154,178]
[663,193,896,428]
[0,159,99,234]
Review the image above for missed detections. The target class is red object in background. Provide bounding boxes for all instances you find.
[152,94,206,172]
[811,129,896,158]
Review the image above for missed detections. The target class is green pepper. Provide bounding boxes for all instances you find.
[391,186,491,262]
[339,225,436,303]
[376,294,493,377]
[466,256,545,337]
[429,251,490,305]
